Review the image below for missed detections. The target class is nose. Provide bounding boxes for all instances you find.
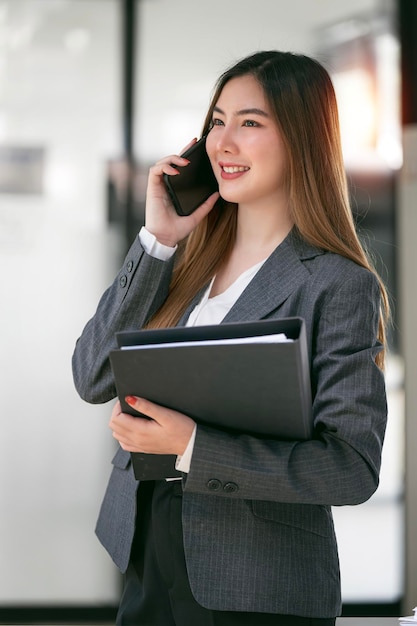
[213,124,238,155]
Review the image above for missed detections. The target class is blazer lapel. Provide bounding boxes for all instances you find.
[222,230,324,323]
[179,230,324,326]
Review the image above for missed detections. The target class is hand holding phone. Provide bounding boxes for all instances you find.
[163,136,218,216]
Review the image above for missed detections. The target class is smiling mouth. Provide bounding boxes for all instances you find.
[222,165,250,173]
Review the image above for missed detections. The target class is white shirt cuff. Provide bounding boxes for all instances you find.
[139,226,177,261]
[175,425,197,473]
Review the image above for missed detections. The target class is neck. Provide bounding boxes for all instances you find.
[235,199,294,253]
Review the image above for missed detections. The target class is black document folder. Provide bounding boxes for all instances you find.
[109,317,312,480]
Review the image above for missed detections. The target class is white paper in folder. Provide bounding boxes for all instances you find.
[121,333,292,350]
[399,607,417,625]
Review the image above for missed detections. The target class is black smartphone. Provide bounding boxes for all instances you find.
[163,136,218,216]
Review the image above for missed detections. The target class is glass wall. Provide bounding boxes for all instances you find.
[0,0,121,605]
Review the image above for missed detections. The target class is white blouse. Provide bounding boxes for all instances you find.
[186,260,265,327]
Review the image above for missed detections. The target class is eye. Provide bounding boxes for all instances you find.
[211,117,224,126]
[243,119,259,127]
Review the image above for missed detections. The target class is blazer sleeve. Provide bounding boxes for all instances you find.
[184,268,387,507]
[72,234,175,404]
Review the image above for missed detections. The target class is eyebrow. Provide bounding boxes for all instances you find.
[213,105,270,118]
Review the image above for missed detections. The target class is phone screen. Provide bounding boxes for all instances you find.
[163,137,218,216]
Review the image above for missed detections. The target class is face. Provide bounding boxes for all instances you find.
[206,74,288,209]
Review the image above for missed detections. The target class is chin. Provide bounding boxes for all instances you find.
[218,188,243,204]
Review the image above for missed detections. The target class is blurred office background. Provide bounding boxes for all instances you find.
[0,0,416,623]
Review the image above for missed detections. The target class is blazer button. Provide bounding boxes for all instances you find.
[206,479,222,492]
[119,274,128,288]
[223,482,239,493]
[126,260,134,273]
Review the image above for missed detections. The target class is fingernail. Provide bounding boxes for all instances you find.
[125,395,137,406]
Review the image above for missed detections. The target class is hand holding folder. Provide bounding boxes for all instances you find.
[109,317,312,480]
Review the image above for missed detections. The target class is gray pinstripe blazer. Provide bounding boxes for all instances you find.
[72,228,387,618]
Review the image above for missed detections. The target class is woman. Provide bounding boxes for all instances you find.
[72,51,388,625]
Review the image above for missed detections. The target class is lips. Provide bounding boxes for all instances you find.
[219,163,250,179]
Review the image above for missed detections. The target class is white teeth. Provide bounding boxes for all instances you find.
[222,166,249,173]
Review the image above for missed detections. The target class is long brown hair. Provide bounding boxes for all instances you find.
[147,51,389,368]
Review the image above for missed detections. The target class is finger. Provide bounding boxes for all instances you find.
[112,429,146,453]
[201,190,220,208]
[148,159,189,185]
[125,395,157,418]
[125,395,171,426]
[151,137,198,171]
[179,137,198,155]
[109,407,139,432]
[153,154,190,170]
[110,400,122,419]
[189,191,220,221]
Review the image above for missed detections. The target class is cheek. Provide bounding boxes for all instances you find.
[268,143,287,176]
